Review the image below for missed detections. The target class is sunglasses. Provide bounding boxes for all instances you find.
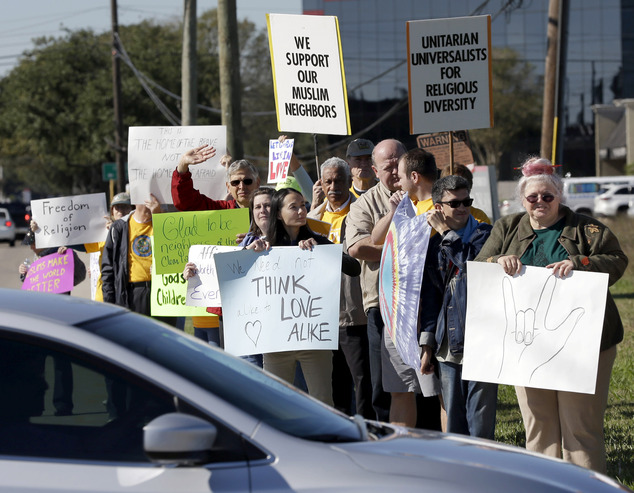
[437,198,473,208]
[525,193,556,203]
[229,178,254,187]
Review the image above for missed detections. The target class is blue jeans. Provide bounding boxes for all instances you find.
[438,361,497,439]
[366,307,390,422]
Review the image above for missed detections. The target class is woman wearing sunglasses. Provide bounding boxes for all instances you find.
[249,187,360,406]
[475,157,628,473]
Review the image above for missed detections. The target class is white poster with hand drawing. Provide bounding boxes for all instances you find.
[462,262,608,394]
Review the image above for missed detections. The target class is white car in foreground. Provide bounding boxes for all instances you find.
[0,289,629,492]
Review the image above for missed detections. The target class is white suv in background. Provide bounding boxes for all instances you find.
[593,184,634,216]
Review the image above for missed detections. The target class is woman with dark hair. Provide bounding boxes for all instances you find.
[475,157,627,473]
[239,187,274,248]
[250,187,360,405]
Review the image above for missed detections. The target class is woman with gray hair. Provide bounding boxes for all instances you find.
[475,157,627,472]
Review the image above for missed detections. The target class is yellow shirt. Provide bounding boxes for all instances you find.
[471,206,491,224]
[321,203,351,244]
[85,241,105,302]
[128,217,153,282]
[414,198,434,215]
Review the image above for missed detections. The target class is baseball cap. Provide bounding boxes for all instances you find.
[275,176,303,194]
[346,138,374,157]
[110,192,131,207]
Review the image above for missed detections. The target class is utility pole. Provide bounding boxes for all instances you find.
[182,0,198,125]
[111,0,125,194]
[553,0,569,167]
[540,0,559,161]
[217,0,243,158]
[541,0,568,165]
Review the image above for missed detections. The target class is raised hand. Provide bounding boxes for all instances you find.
[499,275,585,382]
[177,145,216,173]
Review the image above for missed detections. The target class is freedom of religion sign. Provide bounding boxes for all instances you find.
[407,15,493,134]
[267,13,351,136]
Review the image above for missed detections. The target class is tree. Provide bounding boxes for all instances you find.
[0,10,281,198]
[469,47,542,170]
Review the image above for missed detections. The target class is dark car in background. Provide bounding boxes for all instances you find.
[2,202,31,236]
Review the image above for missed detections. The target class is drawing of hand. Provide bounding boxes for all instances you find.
[499,275,585,382]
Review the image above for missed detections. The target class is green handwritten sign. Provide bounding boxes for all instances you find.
[153,208,250,275]
[150,237,214,317]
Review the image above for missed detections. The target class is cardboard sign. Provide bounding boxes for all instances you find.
[267,13,351,135]
[416,130,474,167]
[268,139,294,183]
[152,208,250,275]
[150,255,213,317]
[186,245,242,308]
[215,245,342,356]
[463,262,608,394]
[128,125,227,205]
[22,250,75,293]
[31,193,108,248]
[407,15,493,134]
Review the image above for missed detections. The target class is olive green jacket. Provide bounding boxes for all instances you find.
[475,206,628,350]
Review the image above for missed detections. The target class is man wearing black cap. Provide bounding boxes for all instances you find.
[346,138,377,198]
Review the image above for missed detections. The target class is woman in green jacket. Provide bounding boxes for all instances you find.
[476,157,628,473]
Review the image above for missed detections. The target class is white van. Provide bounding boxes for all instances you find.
[563,175,634,215]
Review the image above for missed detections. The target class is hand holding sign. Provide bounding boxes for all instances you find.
[499,275,585,382]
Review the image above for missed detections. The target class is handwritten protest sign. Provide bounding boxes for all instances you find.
[215,245,341,356]
[186,245,242,308]
[463,262,608,394]
[267,13,351,135]
[152,208,249,275]
[31,193,108,248]
[22,250,75,293]
[407,15,492,134]
[268,139,294,183]
[150,247,213,317]
[127,125,227,205]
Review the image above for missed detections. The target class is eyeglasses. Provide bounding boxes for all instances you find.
[437,198,473,208]
[524,193,556,203]
[229,178,254,187]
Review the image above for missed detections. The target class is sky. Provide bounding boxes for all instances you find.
[0,0,303,76]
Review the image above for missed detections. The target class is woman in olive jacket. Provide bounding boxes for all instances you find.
[475,158,627,474]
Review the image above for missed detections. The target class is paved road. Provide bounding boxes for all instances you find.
[0,241,92,300]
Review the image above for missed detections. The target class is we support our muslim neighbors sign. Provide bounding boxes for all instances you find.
[407,15,493,134]
[267,13,351,135]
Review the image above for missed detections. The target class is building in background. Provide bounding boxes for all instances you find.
[302,0,631,178]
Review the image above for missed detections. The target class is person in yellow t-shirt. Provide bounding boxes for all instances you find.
[85,192,133,302]
[101,195,160,316]
[346,138,378,199]
[307,157,375,418]
[371,147,439,246]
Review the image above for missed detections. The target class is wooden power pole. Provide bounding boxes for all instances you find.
[111,0,125,194]
[541,0,560,161]
[182,0,198,125]
[541,0,568,164]
[217,0,243,158]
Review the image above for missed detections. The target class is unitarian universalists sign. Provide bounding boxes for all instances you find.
[407,15,493,134]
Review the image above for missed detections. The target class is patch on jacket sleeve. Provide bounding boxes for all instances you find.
[486,256,495,263]
[581,256,590,266]
[584,224,600,245]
